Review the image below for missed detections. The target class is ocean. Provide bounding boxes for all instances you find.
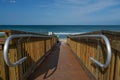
[0,25,120,38]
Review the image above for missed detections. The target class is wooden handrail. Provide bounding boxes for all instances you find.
[4,34,53,67]
[68,34,111,68]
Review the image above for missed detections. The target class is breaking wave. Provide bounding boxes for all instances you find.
[54,32,86,35]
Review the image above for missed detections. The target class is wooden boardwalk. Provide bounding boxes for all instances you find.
[28,41,90,80]
[1,30,120,80]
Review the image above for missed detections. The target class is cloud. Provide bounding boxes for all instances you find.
[1,0,120,25]
[38,0,119,16]
[54,0,91,5]
[55,0,119,12]
[39,0,120,25]
[33,0,120,25]
[10,0,16,3]
[71,0,119,16]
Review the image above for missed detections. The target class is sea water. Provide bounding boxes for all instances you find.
[0,25,120,38]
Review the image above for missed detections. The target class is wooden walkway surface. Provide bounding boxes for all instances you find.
[27,41,90,80]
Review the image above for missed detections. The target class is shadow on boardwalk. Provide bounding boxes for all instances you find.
[27,42,61,80]
[0,77,3,80]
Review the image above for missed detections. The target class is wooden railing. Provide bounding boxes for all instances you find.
[67,30,120,80]
[0,30,57,80]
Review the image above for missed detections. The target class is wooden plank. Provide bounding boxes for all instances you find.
[17,41,24,80]
[0,48,8,80]
[0,30,57,80]
[109,51,115,80]
[114,52,120,80]
[9,45,18,80]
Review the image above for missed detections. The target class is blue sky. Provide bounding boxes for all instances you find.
[0,0,120,25]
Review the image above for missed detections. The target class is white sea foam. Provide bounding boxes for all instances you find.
[54,32,86,35]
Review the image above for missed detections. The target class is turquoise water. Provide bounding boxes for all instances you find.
[0,25,120,38]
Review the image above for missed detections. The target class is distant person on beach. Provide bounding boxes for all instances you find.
[57,34,60,44]
[57,40,61,46]
[57,40,59,43]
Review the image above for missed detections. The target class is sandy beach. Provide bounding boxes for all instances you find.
[59,38,66,42]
